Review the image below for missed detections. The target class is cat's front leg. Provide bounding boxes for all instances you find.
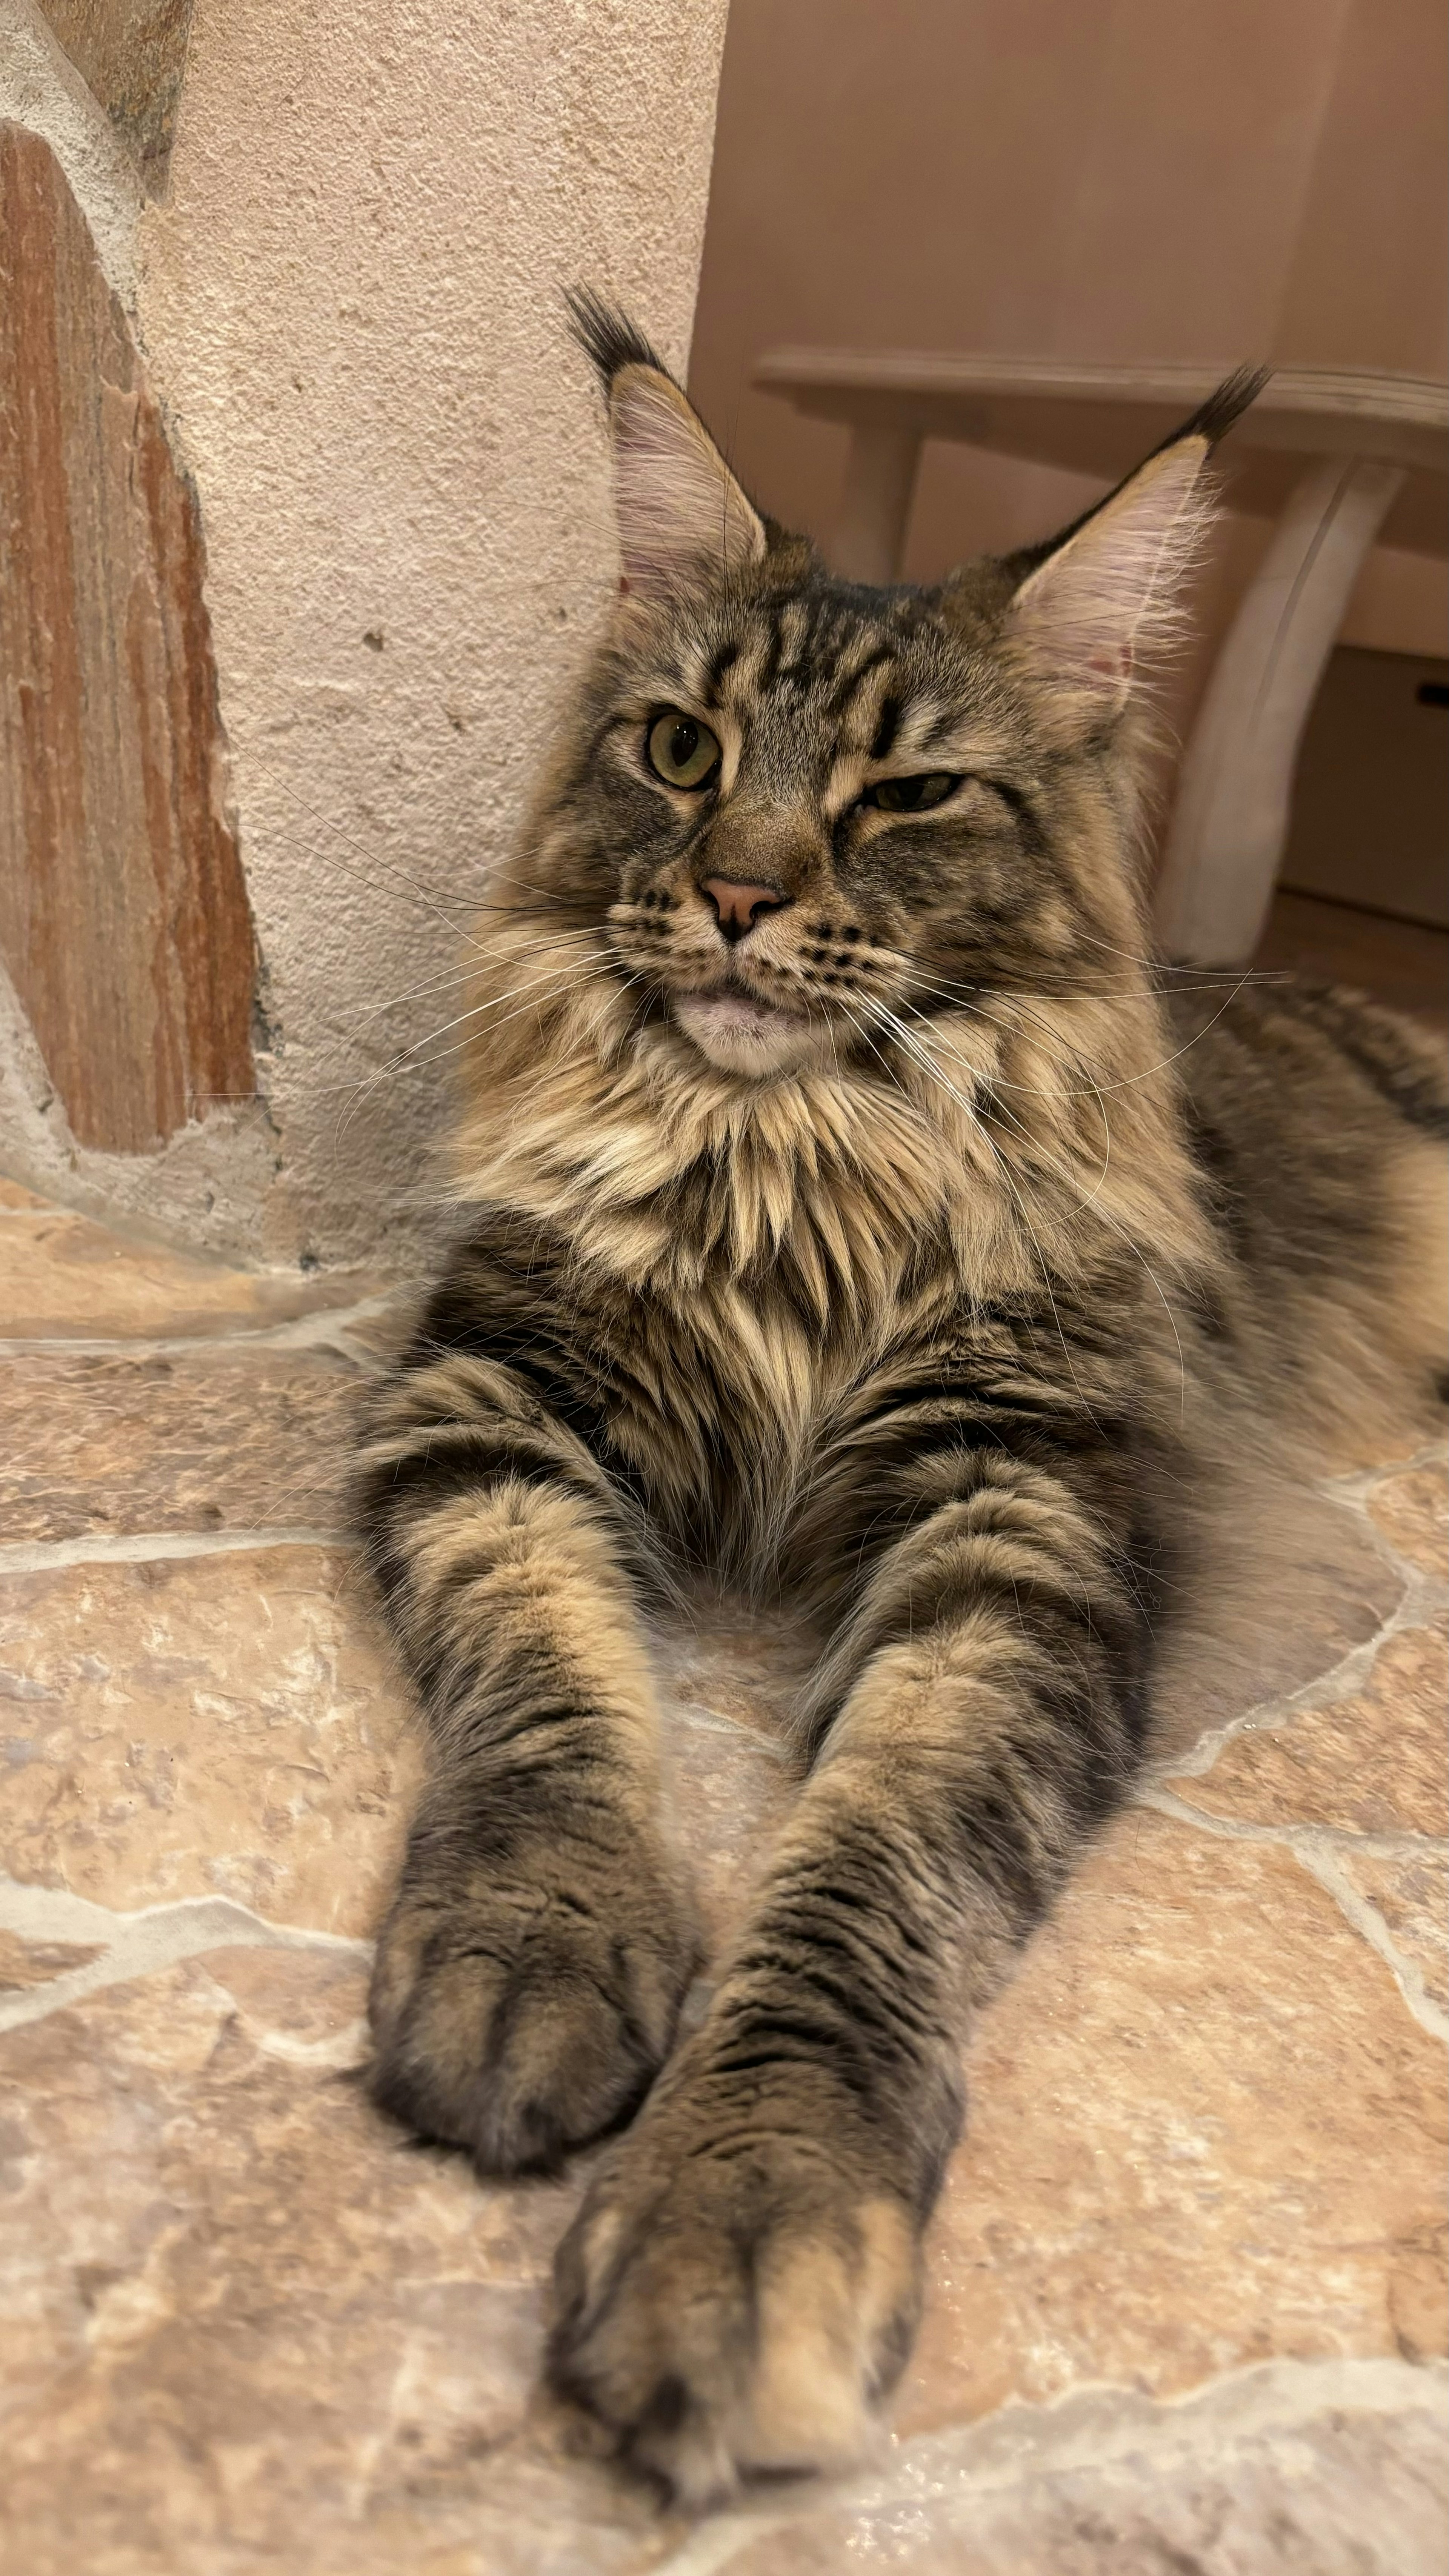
[549,1454,1147,2499]
[356,1351,699,2173]
[546,1755,966,2501]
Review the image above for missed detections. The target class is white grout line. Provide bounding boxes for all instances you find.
[0,1526,348,1575]
[0,1290,400,1363]
[1137,1784,1446,1864]
[650,2355,1449,2575]
[0,1875,372,2036]
[252,2015,371,2070]
[1146,1465,1445,1790]
[1320,1440,1449,1506]
[1137,1785,1449,2042]
[1292,1839,1449,2044]
[672,1698,793,1761]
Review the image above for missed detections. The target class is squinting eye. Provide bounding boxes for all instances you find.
[864,772,960,813]
[645,709,721,791]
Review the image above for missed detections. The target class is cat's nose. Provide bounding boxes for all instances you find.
[700,877,791,944]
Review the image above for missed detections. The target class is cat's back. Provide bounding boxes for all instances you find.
[1165,972,1447,1438]
[1168,972,1446,1149]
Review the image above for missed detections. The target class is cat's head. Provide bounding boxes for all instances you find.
[516,295,1263,1085]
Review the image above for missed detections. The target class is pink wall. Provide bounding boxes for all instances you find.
[689,0,1447,689]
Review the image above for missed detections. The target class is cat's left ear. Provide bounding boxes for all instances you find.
[1004,366,1269,712]
[566,286,766,599]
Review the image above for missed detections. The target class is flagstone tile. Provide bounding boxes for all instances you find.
[0,1203,376,1341]
[1146,1476,1404,1766]
[898,1809,1448,2435]
[1367,1459,1449,1577]
[1,1174,1444,2573]
[721,2390,1447,2576]
[1168,1625,1448,1838]
[1331,1843,1449,2019]
[0,1928,104,1991]
[0,1946,680,2576]
[0,1546,417,1939]
[0,1346,363,1545]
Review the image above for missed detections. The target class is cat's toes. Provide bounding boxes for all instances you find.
[367,1859,699,2174]
[547,2115,921,2505]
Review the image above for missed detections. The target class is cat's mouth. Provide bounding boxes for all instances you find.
[671,984,822,1078]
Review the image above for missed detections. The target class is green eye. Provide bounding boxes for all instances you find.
[865,772,959,813]
[645,710,722,790]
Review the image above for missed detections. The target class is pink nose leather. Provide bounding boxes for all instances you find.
[700,877,788,940]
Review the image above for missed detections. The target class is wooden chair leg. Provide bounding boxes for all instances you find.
[830,425,922,583]
[1154,455,1404,964]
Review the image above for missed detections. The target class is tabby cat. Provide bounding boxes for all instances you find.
[355,295,1447,2505]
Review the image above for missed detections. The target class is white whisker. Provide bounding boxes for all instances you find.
[348,927,601,1029]
[332,960,603,1142]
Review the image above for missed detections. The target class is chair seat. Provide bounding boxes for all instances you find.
[755,352,1448,555]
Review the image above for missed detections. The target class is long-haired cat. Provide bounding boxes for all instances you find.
[354,296,1447,2505]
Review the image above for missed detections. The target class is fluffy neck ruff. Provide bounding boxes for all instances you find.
[449,897,1214,1341]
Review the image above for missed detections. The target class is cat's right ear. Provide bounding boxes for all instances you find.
[566,287,766,598]
[608,365,768,598]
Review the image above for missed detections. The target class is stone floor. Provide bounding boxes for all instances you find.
[1,1172,1446,2575]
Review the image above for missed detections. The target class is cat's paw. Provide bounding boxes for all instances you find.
[547,2110,921,2505]
[367,1845,700,2175]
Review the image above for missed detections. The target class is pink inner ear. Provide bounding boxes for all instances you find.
[1007,434,1214,702]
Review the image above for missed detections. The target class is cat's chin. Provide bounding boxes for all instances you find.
[672,988,823,1078]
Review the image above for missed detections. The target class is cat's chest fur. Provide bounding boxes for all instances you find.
[451,1033,1176,1566]
[460,1083,1022,1566]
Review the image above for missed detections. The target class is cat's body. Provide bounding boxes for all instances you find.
[355,303,1446,2504]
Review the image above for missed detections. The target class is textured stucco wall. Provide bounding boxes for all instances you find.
[1,0,729,1265]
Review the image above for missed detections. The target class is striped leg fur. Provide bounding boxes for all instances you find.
[355,1349,700,2175]
[548,1443,1150,2500]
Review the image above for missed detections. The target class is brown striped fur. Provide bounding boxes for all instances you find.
[354,302,1446,2504]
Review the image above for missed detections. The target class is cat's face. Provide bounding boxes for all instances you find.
[588,569,1074,1077]
[532,303,1257,1084]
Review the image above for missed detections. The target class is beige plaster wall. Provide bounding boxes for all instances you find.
[690,0,1447,676]
[1,0,729,1266]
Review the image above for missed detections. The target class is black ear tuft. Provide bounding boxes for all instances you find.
[565,288,767,596]
[1159,363,1272,454]
[1000,368,1275,711]
[1003,364,1271,587]
[564,286,675,395]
